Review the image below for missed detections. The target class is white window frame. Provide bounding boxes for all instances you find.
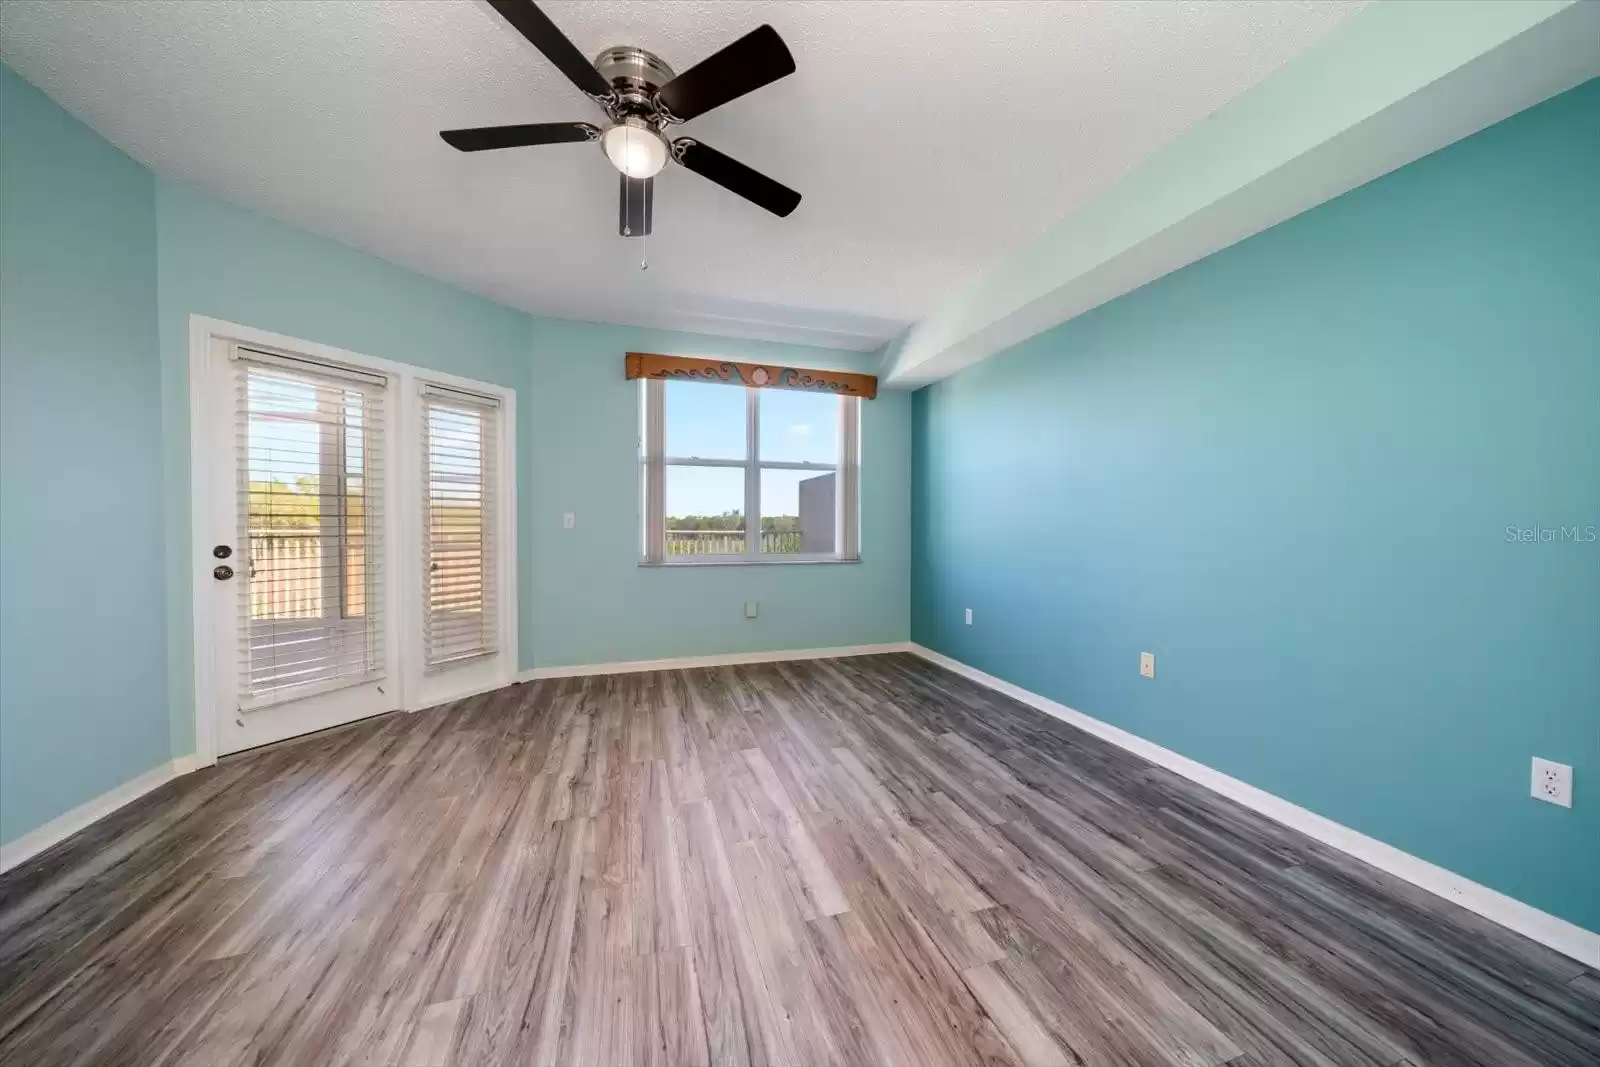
[188,315,517,766]
[640,379,861,565]
[416,381,505,684]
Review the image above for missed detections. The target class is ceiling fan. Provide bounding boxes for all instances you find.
[441,0,801,238]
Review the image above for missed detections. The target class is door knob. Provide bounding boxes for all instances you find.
[213,544,233,559]
[213,565,234,581]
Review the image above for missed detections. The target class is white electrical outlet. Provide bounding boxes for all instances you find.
[964,608,973,626]
[1531,758,1572,808]
[562,512,576,529]
[1140,652,1155,679]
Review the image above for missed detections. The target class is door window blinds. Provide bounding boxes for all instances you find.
[421,384,500,670]
[236,348,386,704]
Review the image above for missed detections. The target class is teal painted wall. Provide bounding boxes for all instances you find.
[0,66,168,841]
[526,317,910,668]
[911,80,1600,931]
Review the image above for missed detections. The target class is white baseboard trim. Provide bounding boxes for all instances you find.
[419,674,526,712]
[0,757,201,874]
[907,643,1600,970]
[518,642,914,681]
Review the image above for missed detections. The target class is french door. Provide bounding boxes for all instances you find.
[196,325,516,758]
[206,342,397,754]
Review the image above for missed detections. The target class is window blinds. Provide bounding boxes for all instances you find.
[421,384,500,670]
[236,348,386,704]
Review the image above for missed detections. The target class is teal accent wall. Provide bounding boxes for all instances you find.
[525,317,910,669]
[911,80,1600,931]
[0,66,168,842]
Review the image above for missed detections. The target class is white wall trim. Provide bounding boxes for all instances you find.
[0,758,200,873]
[418,674,531,712]
[907,643,1600,970]
[518,642,913,681]
[188,314,220,768]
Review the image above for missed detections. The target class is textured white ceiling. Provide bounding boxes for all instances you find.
[0,0,1362,350]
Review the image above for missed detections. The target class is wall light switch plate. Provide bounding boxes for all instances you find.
[1531,758,1572,808]
[964,608,973,626]
[1140,652,1156,679]
[744,601,759,619]
[562,512,576,529]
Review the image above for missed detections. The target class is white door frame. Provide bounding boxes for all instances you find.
[187,314,519,766]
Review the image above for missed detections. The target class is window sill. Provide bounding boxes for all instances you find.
[639,557,862,568]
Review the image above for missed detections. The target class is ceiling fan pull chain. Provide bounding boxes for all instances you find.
[641,232,649,272]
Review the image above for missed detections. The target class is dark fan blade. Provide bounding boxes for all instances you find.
[440,122,598,152]
[619,175,654,237]
[673,139,800,217]
[656,24,794,122]
[487,0,611,100]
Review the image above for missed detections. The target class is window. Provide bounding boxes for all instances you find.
[237,350,386,703]
[421,383,501,669]
[640,379,860,563]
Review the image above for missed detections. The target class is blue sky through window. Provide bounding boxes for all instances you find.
[665,381,744,461]
[663,383,838,516]
[760,389,838,466]
[248,374,321,482]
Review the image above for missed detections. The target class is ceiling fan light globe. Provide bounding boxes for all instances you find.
[602,123,668,180]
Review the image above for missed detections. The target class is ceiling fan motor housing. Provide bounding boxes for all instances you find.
[594,46,676,121]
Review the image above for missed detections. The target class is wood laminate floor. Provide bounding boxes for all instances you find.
[1,653,1596,1066]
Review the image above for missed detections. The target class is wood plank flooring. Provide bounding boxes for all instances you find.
[1,653,1595,1066]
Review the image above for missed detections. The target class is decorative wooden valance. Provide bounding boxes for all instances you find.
[624,352,877,399]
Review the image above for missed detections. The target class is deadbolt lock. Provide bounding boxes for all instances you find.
[213,565,234,581]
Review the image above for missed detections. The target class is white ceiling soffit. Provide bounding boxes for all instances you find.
[0,0,1364,351]
[884,0,1600,385]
